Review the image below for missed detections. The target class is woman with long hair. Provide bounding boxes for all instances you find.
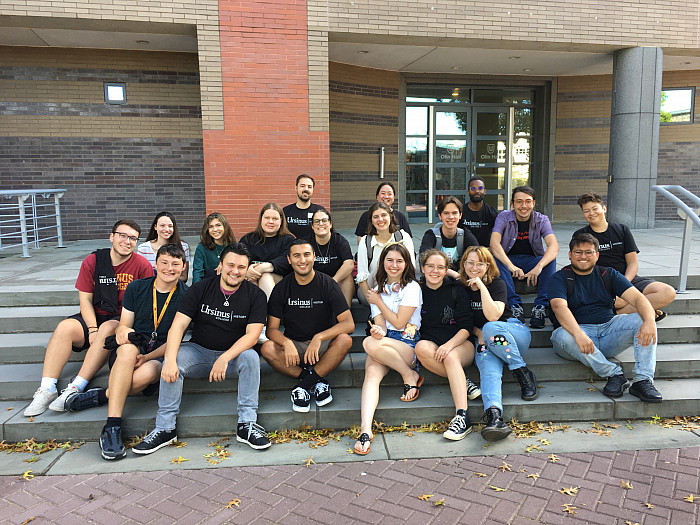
[458,246,537,442]
[354,243,422,455]
[355,202,415,305]
[239,203,295,299]
[415,249,480,441]
[192,212,236,283]
[137,211,190,282]
[309,208,354,306]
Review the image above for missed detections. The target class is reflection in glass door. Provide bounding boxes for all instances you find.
[431,109,470,223]
[472,108,511,211]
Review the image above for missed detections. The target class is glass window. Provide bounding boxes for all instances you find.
[473,89,533,105]
[661,88,694,124]
[407,85,470,103]
[406,107,428,135]
[475,140,506,164]
[512,164,530,188]
[436,112,468,135]
[513,137,530,163]
[515,108,533,136]
[476,112,507,136]
[406,138,428,163]
[475,167,506,190]
[435,167,467,191]
[406,165,428,191]
[435,140,466,163]
[406,192,428,215]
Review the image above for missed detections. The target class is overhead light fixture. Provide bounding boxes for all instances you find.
[683,61,692,65]
[136,40,150,44]
[508,56,521,60]
[450,66,461,70]
[357,50,369,54]
[522,68,532,72]
[452,88,460,97]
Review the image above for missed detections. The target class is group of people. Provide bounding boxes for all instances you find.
[22,174,675,461]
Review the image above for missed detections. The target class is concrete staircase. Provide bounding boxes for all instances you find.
[1,278,699,443]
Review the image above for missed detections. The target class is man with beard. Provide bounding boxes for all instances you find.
[261,239,354,412]
[549,233,662,403]
[133,243,271,454]
[460,177,498,247]
[283,174,326,240]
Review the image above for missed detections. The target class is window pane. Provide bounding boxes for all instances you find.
[661,88,694,123]
[515,108,533,136]
[475,140,506,164]
[473,89,533,105]
[483,193,504,211]
[513,164,530,188]
[406,165,428,191]
[406,107,428,135]
[406,192,428,216]
[407,85,470,103]
[436,112,468,135]
[406,138,428,163]
[435,167,467,191]
[475,167,506,190]
[476,112,506,136]
[513,137,531,163]
[435,140,466,163]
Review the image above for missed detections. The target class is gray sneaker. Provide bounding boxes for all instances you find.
[510,304,525,323]
[24,387,57,417]
[49,384,80,412]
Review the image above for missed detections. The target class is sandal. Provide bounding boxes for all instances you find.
[655,310,667,322]
[401,376,424,402]
[354,433,373,455]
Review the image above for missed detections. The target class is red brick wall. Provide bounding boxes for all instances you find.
[204,0,330,238]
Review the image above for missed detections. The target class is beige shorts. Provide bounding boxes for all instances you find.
[291,339,331,357]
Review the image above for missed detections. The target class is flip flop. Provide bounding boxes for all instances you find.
[401,376,424,402]
[655,310,667,322]
[354,432,373,455]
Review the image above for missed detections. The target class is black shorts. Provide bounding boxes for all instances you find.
[67,312,119,352]
[630,275,655,293]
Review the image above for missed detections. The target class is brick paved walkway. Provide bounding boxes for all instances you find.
[1,447,698,524]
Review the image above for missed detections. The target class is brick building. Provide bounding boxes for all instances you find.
[1,1,699,239]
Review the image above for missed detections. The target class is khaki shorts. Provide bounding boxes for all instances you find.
[291,339,331,357]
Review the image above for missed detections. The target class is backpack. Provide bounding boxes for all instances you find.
[432,222,465,258]
[553,265,615,328]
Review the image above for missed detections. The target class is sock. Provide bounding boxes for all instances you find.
[456,408,467,417]
[97,388,108,405]
[297,365,311,381]
[105,417,122,430]
[299,368,321,391]
[71,376,89,391]
[40,377,58,392]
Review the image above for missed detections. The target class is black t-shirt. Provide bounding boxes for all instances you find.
[419,226,479,271]
[310,232,353,277]
[283,203,326,240]
[549,266,632,325]
[420,280,473,346]
[460,203,498,247]
[239,232,295,276]
[177,276,267,352]
[355,209,412,237]
[466,277,513,328]
[122,277,188,346]
[508,220,535,256]
[573,222,638,275]
[268,271,349,341]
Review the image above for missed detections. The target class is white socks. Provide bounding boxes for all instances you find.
[70,376,89,392]
[40,377,58,392]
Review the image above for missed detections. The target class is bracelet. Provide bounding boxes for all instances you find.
[88,329,98,334]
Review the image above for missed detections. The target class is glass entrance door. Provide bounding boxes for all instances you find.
[472,107,512,211]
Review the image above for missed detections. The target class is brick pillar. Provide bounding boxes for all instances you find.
[202,0,330,237]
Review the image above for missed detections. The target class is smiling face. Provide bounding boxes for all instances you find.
[371,208,391,232]
[581,201,607,227]
[569,242,599,274]
[311,210,331,237]
[512,191,535,221]
[383,249,406,282]
[155,253,184,284]
[219,252,249,290]
[439,202,462,230]
[296,177,314,202]
[463,250,489,280]
[422,254,448,288]
[110,225,139,257]
[468,179,486,203]
[288,243,315,277]
[377,184,395,207]
[261,209,282,236]
[208,219,225,244]
[156,216,174,242]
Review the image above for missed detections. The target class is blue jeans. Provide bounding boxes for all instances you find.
[551,314,656,382]
[496,254,555,307]
[475,318,532,412]
[155,342,260,431]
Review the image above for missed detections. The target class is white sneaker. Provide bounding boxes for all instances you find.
[257,326,269,344]
[49,384,80,412]
[24,387,57,417]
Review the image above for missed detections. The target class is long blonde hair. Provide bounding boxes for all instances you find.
[458,246,500,286]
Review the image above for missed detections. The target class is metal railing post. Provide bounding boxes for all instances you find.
[677,207,697,294]
[54,192,65,248]
[17,195,30,258]
[31,194,40,248]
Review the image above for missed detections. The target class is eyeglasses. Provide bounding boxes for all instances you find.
[113,231,139,243]
[572,250,596,256]
[312,218,330,225]
[469,186,485,191]
[424,264,447,272]
[464,261,488,268]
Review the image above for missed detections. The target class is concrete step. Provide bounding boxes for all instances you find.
[0,285,77,307]
[3,344,700,401]
[0,306,76,334]
[3,377,698,442]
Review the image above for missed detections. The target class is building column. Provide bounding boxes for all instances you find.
[607,47,662,228]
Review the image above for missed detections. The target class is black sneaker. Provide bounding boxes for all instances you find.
[443,410,472,440]
[312,380,333,407]
[65,387,106,412]
[466,378,482,400]
[530,305,546,329]
[237,422,271,450]
[291,386,311,412]
[512,367,538,400]
[510,304,525,323]
[100,425,126,460]
[603,373,629,398]
[481,407,513,442]
[629,379,663,403]
[132,428,177,455]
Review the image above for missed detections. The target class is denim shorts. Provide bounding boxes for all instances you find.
[386,329,420,349]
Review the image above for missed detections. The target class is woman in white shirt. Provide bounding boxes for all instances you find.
[137,212,190,282]
[354,243,422,456]
[355,202,415,305]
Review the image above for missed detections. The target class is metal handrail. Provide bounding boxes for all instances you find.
[0,189,66,258]
[651,185,700,293]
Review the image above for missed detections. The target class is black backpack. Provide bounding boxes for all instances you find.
[552,265,615,328]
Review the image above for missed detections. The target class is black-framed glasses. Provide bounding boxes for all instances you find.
[112,231,139,243]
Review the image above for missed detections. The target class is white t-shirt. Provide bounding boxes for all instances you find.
[137,241,190,269]
[370,280,422,332]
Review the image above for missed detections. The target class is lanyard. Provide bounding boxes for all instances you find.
[152,282,177,335]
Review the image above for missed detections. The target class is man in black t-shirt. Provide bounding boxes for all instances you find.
[573,192,675,321]
[283,174,326,240]
[459,177,498,247]
[261,239,355,413]
[134,243,272,455]
[355,182,412,242]
[549,234,662,403]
